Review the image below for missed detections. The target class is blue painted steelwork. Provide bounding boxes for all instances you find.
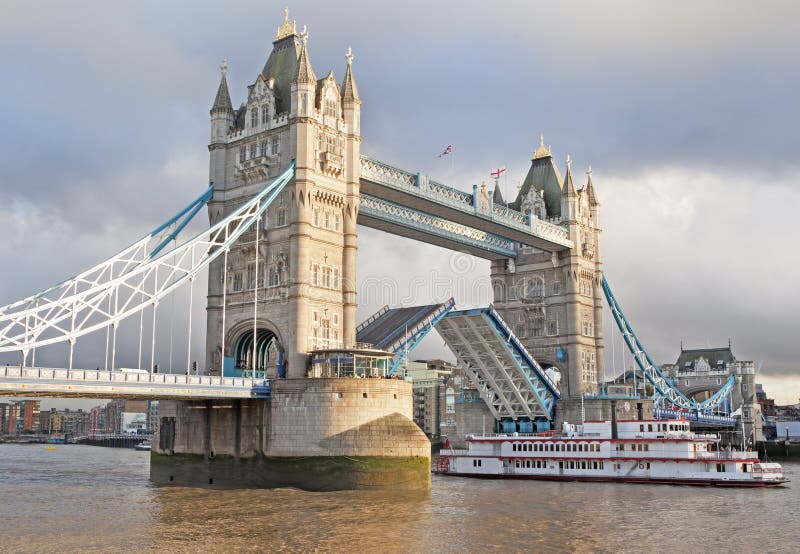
[359,194,517,258]
[148,185,214,258]
[602,276,733,413]
[359,155,573,250]
[387,299,456,374]
[356,299,456,375]
[483,303,561,405]
[440,305,560,420]
[654,408,737,427]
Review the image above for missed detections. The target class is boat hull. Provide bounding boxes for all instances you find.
[435,471,788,487]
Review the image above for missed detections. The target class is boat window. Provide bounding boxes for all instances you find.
[640,424,645,432]
[646,462,651,469]
[647,424,653,432]
[644,444,649,452]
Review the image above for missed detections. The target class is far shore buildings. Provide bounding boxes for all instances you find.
[0,399,159,437]
[405,359,454,439]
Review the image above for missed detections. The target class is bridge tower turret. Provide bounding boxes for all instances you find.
[491,140,604,398]
[204,12,362,378]
[339,48,362,348]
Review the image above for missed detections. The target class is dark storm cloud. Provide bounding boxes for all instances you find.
[1,1,798,399]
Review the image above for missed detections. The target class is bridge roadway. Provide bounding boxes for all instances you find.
[358,155,574,257]
[0,366,258,400]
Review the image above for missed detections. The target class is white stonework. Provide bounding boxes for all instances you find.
[205,16,361,378]
[491,157,604,397]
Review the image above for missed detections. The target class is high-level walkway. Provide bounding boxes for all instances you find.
[358,155,573,258]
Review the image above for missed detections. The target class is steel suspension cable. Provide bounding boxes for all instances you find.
[220,246,229,378]
[186,249,195,376]
[150,270,158,373]
[252,203,260,378]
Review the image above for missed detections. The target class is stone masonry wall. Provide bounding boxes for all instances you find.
[267,378,430,458]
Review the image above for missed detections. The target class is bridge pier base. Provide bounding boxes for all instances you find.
[150,378,431,491]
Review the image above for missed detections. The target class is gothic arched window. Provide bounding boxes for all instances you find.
[251,107,258,128]
[276,208,286,227]
[261,104,268,125]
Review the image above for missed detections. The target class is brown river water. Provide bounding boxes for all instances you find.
[0,445,798,553]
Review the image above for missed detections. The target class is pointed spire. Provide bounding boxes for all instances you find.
[562,154,577,197]
[493,184,505,205]
[585,164,599,206]
[341,47,360,103]
[294,30,316,84]
[211,59,233,113]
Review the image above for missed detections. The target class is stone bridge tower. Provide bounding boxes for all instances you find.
[491,138,604,397]
[205,12,361,378]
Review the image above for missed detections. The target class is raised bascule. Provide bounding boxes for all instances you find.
[0,10,762,489]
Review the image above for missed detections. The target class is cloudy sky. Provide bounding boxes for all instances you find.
[1,1,799,405]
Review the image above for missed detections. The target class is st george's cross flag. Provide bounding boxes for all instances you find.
[437,145,453,158]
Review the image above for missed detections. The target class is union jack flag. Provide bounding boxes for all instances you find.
[437,145,453,158]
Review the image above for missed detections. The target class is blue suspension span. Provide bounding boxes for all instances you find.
[148,185,214,258]
[0,183,215,316]
[601,275,734,413]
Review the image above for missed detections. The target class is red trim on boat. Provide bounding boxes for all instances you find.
[433,472,787,487]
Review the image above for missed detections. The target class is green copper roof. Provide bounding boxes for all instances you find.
[512,155,563,217]
[676,347,736,368]
[261,35,301,114]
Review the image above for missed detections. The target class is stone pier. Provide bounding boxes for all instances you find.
[151,378,431,491]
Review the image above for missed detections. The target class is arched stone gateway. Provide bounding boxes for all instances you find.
[223,319,286,378]
[233,328,282,378]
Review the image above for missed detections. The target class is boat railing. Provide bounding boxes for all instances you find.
[439,449,469,456]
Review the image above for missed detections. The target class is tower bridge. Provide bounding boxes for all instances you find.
[0,9,761,489]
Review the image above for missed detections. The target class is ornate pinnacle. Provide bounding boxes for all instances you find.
[566,154,571,171]
[346,46,353,65]
[300,24,308,45]
[586,164,592,176]
[533,134,552,159]
[220,59,228,76]
[275,7,297,40]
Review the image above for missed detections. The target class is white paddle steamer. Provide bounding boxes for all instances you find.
[436,419,787,487]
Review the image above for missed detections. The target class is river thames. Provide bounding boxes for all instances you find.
[1,445,797,552]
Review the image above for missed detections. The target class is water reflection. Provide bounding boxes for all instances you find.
[1,445,798,552]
